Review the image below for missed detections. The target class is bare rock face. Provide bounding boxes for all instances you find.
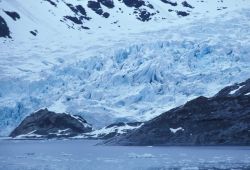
[9,108,92,139]
[105,79,250,146]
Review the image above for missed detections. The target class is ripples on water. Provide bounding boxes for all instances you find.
[0,139,249,170]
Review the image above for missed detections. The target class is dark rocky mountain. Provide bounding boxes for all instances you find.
[104,79,250,146]
[9,108,92,139]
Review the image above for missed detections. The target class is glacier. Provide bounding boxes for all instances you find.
[1,7,250,135]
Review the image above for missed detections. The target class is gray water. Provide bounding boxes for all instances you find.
[0,139,250,170]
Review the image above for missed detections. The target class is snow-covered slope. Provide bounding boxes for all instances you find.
[0,0,250,136]
[0,0,249,41]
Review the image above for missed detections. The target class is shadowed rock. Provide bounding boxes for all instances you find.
[160,0,177,6]
[176,11,189,16]
[0,16,11,38]
[87,1,110,18]
[44,0,57,7]
[98,0,114,8]
[182,1,194,9]
[4,11,20,21]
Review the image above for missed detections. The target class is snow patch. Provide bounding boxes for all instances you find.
[85,123,143,138]
[14,130,43,139]
[245,92,250,96]
[229,85,245,95]
[170,127,184,134]
[69,114,92,128]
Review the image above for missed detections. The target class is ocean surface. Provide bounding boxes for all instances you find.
[0,139,250,170]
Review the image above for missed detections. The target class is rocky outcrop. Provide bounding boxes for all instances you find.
[0,16,11,38]
[4,11,20,21]
[9,108,92,139]
[104,79,250,146]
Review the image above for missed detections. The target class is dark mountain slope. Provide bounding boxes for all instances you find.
[104,79,250,146]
